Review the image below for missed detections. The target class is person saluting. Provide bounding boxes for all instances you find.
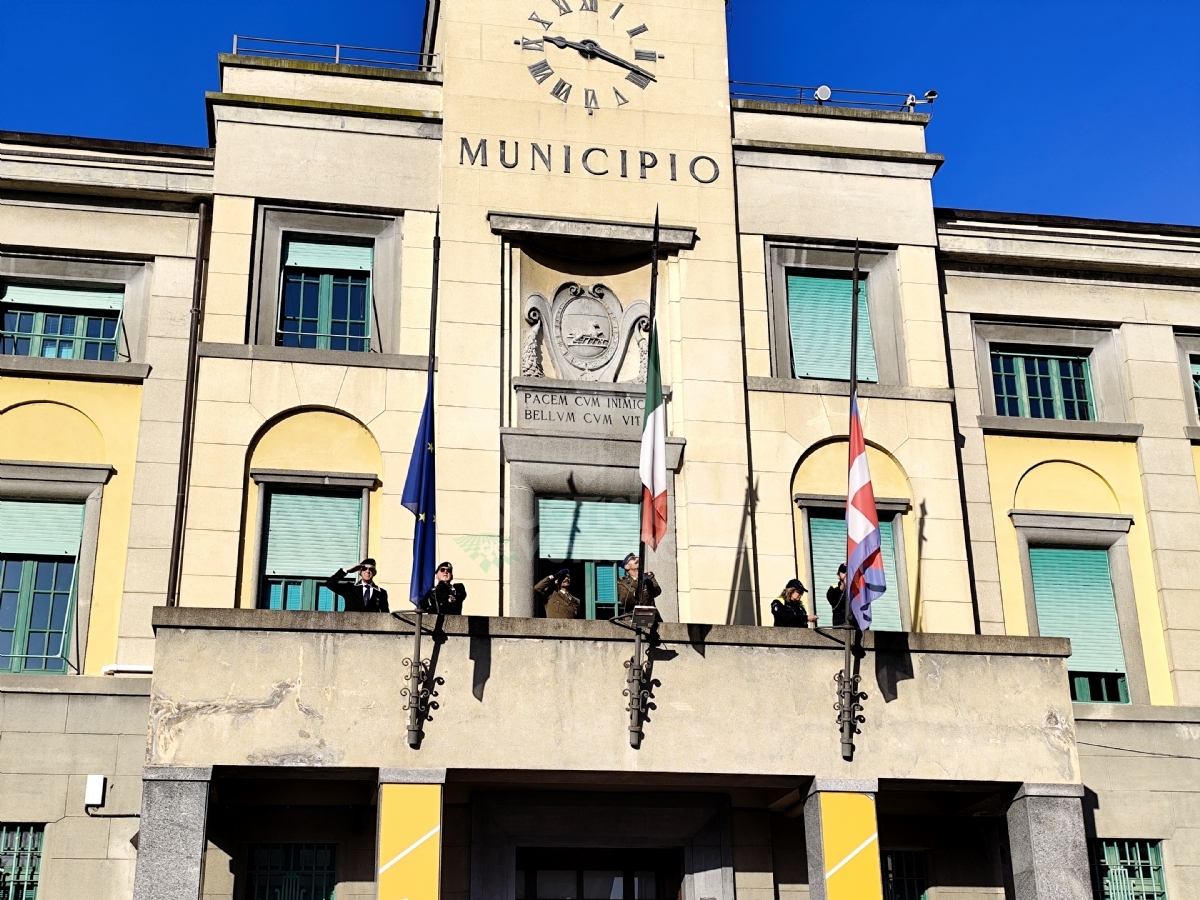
[326,558,389,613]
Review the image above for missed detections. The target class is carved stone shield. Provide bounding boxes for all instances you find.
[523,282,649,382]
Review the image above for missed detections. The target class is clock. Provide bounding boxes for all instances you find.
[514,1,661,113]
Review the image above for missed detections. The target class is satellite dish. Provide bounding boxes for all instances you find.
[814,84,832,102]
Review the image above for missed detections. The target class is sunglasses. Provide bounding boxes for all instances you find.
[362,567,377,574]
[438,567,452,574]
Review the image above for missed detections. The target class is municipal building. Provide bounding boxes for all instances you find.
[3,1,1200,898]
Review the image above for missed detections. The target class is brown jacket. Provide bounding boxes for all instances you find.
[617,572,661,616]
[535,575,582,619]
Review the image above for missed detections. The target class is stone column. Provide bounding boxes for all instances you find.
[378,769,445,900]
[132,766,212,900]
[804,779,883,900]
[1006,783,1091,900]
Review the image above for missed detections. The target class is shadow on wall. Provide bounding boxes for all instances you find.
[727,477,758,626]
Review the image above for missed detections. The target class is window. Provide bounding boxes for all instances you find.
[0,824,43,898]
[516,848,680,900]
[538,499,640,620]
[1089,840,1167,900]
[882,850,927,900]
[991,350,1093,420]
[808,513,903,630]
[246,843,337,900]
[1029,547,1128,703]
[277,240,372,351]
[786,273,877,382]
[1,283,124,361]
[0,501,84,674]
[260,490,363,611]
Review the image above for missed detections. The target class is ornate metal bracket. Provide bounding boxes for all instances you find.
[834,627,867,761]
[394,611,445,749]
[615,608,659,749]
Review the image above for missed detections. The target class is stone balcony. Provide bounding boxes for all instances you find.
[148,608,1080,785]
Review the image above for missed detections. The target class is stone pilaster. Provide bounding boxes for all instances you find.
[1006,783,1090,900]
[132,766,212,900]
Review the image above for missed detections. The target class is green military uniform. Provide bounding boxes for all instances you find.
[535,574,582,619]
[617,571,661,616]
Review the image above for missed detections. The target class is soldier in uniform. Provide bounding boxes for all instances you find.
[418,561,467,615]
[617,553,661,616]
[535,568,582,619]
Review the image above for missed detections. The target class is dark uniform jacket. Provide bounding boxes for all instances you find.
[827,585,847,627]
[326,569,389,613]
[419,580,467,615]
[617,572,661,616]
[534,575,581,619]
[771,598,812,628]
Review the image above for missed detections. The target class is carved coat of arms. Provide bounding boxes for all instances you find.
[522,282,648,382]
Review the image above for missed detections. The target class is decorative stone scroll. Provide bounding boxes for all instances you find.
[522,282,649,382]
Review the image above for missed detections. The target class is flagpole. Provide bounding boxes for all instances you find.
[634,207,660,611]
[838,239,862,761]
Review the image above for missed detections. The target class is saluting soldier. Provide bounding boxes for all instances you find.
[535,568,582,619]
[617,553,661,616]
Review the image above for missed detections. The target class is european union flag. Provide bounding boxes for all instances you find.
[401,370,437,606]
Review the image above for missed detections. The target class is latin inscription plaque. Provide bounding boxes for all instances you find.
[513,377,666,438]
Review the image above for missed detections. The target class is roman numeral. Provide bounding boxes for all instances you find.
[580,0,598,10]
[610,3,624,18]
[626,23,648,37]
[549,78,573,102]
[528,59,554,84]
[625,69,651,89]
[549,0,572,14]
[634,49,656,61]
[528,10,554,30]
[613,87,629,106]
[584,88,599,112]
[520,36,544,50]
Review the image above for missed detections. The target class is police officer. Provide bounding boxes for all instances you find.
[419,561,467,615]
[771,578,817,628]
[827,564,848,627]
[326,558,389,613]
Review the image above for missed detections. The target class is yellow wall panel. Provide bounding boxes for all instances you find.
[984,435,1173,704]
[0,383,143,673]
[378,783,442,900]
[818,791,883,900]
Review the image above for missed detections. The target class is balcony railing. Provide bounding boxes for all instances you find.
[730,80,937,113]
[230,35,438,73]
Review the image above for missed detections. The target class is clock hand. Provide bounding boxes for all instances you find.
[545,36,657,83]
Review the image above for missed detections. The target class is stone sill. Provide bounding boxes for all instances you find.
[152,607,1070,659]
[731,98,930,126]
[217,53,443,85]
[0,356,151,383]
[0,674,151,695]
[978,415,1143,441]
[1073,702,1200,724]
[748,377,955,403]
[198,342,432,370]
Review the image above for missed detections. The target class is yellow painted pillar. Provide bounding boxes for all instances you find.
[803,779,883,900]
[377,775,443,900]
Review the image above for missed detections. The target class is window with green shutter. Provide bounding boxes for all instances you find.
[0,500,84,675]
[1089,840,1167,900]
[1029,547,1128,703]
[881,850,927,900]
[260,490,363,611]
[246,843,337,900]
[538,499,640,620]
[991,350,1093,420]
[786,273,878,382]
[278,239,373,351]
[1,283,125,361]
[1190,358,1200,417]
[0,824,44,897]
[808,513,904,630]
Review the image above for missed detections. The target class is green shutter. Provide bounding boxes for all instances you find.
[808,514,902,630]
[538,499,640,561]
[263,492,362,579]
[787,275,878,382]
[284,241,373,272]
[0,501,84,556]
[1,283,124,311]
[1030,548,1126,674]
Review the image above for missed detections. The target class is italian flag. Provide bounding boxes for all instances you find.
[640,329,668,549]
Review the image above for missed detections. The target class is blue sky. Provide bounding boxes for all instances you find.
[2,0,1197,224]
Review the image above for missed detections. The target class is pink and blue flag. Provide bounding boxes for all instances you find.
[845,392,886,629]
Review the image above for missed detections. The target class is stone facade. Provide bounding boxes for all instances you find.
[2,1,1200,898]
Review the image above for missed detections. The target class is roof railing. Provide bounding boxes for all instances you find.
[730,80,937,114]
[231,35,438,73]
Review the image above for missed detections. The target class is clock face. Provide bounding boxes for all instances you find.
[514,1,660,113]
